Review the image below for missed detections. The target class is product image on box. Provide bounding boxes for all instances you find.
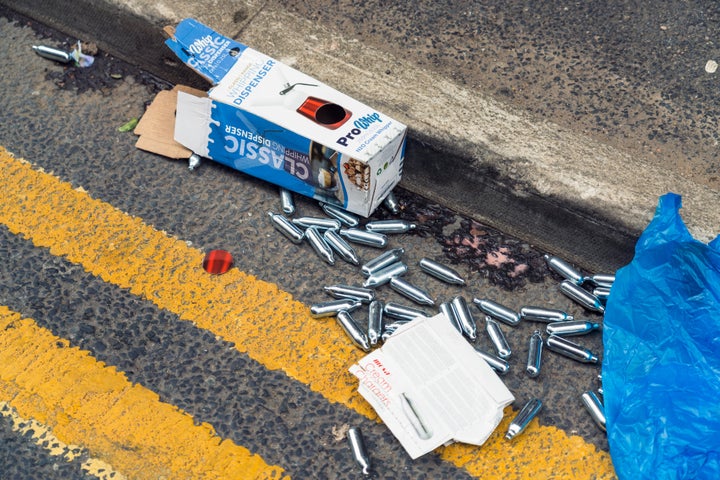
[309,141,345,204]
[296,96,352,129]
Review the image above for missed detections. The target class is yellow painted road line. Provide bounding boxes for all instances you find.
[0,400,127,480]
[0,305,287,480]
[0,147,616,478]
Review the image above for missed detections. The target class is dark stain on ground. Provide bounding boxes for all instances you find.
[371,189,550,290]
[44,50,170,95]
[1,5,171,95]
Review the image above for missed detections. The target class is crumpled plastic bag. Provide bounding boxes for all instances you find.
[603,193,720,480]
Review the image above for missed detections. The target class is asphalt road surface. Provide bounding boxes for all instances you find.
[0,10,614,480]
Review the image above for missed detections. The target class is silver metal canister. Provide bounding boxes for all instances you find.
[347,427,371,475]
[267,211,304,244]
[546,335,599,363]
[581,391,606,431]
[505,398,543,440]
[320,202,360,227]
[304,226,335,265]
[361,248,405,276]
[418,258,465,285]
[389,277,435,306]
[364,219,417,234]
[363,262,408,288]
[310,299,362,318]
[383,191,400,214]
[367,300,384,346]
[32,45,73,63]
[339,228,389,248]
[519,306,573,323]
[474,348,510,375]
[323,285,375,303]
[546,320,601,337]
[586,273,615,288]
[526,330,543,378]
[292,216,342,230]
[451,296,477,341]
[485,316,511,359]
[323,229,360,265]
[473,298,521,326]
[593,286,611,302]
[544,254,584,284]
[383,302,428,321]
[336,310,370,352]
[559,280,605,313]
[280,188,295,215]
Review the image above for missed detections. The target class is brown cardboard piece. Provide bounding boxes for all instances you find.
[134,85,207,159]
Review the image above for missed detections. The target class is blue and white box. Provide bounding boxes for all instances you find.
[164,18,407,216]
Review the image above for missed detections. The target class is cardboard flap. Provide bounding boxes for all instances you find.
[134,85,206,159]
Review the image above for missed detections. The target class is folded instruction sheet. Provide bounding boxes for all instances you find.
[349,313,515,459]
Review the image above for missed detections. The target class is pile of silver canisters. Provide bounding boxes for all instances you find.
[269,188,610,474]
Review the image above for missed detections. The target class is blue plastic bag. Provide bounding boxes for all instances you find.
[603,193,720,479]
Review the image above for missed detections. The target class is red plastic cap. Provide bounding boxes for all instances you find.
[202,249,234,274]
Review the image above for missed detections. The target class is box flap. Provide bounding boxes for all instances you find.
[174,91,215,158]
[164,18,250,85]
[134,85,207,159]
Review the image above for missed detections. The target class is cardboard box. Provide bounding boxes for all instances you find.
[349,313,515,459]
[136,18,407,217]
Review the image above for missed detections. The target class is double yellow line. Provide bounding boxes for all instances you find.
[0,146,616,478]
[0,306,284,479]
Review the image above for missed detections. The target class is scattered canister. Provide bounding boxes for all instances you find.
[268,211,304,244]
[364,219,416,234]
[323,284,375,303]
[280,188,295,215]
[383,302,428,321]
[336,310,370,352]
[418,258,465,285]
[310,299,362,318]
[347,427,371,475]
[363,262,408,288]
[321,202,360,227]
[526,330,543,378]
[544,254,584,285]
[339,228,388,248]
[361,248,405,276]
[559,280,605,313]
[485,316,511,359]
[292,216,342,230]
[451,296,477,341]
[546,334,599,363]
[546,320,601,337]
[506,398,543,440]
[323,229,360,265]
[475,348,510,375]
[367,300,384,346]
[473,298,521,326]
[389,277,435,306]
[519,306,573,323]
[305,226,335,265]
[581,391,606,431]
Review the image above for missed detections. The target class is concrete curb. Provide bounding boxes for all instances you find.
[2,0,667,273]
